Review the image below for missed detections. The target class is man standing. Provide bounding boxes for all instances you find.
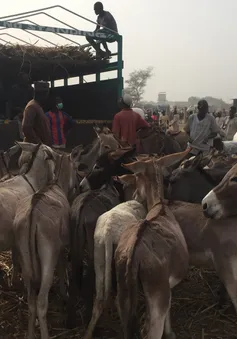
[86,2,118,59]
[160,110,169,132]
[167,110,180,135]
[22,81,52,146]
[222,106,237,141]
[184,99,219,155]
[46,96,74,149]
[112,94,149,147]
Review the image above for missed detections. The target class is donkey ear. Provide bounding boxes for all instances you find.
[7,144,21,157]
[136,154,150,161]
[118,174,136,186]
[70,144,84,161]
[15,141,40,153]
[93,125,102,136]
[109,147,133,160]
[155,147,191,168]
[102,126,112,134]
[122,160,149,174]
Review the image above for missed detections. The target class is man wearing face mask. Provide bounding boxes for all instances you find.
[45,96,74,149]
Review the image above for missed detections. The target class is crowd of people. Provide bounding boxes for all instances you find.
[6,71,237,157]
[112,94,237,156]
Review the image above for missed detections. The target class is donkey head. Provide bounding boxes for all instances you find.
[17,142,58,181]
[79,146,136,193]
[202,163,237,219]
[122,148,191,210]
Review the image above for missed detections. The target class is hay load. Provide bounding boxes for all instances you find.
[0,44,107,81]
[0,44,94,62]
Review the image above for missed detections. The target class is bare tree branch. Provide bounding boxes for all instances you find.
[124,67,153,105]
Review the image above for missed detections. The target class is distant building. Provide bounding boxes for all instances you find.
[233,99,237,109]
[158,92,167,103]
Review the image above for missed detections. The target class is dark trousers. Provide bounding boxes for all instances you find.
[86,28,116,53]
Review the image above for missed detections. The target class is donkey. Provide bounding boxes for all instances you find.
[137,125,182,155]
[168,130,189,151]
[201,163,237,312]
[13,152,76,339]
[116,173,228,308]
[83,174,147,339]
[79,145,136,201]
[115,149,190,339]
[67,147,135,328]
[71,125,123,173]
[168,153,218,203]
[0,142,57,283]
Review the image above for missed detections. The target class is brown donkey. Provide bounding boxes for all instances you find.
[13,152,76,339]
[115,149,190,339]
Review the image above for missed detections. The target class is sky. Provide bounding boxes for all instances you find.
[1,0,237,102]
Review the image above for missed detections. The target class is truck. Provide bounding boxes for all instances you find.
[0,5,123,150]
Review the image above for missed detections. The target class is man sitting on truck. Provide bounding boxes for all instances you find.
[86,2,118,59]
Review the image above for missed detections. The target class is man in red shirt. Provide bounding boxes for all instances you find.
[112,94,150,148]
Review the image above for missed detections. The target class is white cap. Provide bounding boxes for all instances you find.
[133,107,145,119]
[122,93,133,107]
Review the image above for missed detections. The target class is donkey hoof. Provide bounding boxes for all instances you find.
[163,332,176,339]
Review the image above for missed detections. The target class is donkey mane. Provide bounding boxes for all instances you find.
[196,165,219,185]
[22,143,42,175]
[30,152,66,208]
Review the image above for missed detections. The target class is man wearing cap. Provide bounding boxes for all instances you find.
[112,94,149,147]
[22,81,52,146]
[86,2,118,59]
[184,99,219,155]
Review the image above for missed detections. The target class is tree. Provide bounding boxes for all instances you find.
[125,67,153,105]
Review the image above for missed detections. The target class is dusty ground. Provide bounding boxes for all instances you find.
[0,252,236,339]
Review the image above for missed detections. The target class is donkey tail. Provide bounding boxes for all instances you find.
[116,220,149,338]
[104,236,113,301]
[70,203,85,290]
[27,195,41,291]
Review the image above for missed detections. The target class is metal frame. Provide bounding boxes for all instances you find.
[0,5,123,96]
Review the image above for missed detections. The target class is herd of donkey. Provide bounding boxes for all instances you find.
[0,124,237,339]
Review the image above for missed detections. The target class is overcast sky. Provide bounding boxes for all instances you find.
[2,0,237,102]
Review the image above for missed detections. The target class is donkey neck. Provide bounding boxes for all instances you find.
[24,155,50,191]
[146,166,164,211]
[83,139,101,171]
[55,157,71,196]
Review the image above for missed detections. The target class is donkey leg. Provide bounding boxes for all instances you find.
[81,256,96,324]
[218,282,229,308]
[57,251,68,302]
[37,252,57,339]
[84,244,106,339]
[66,277,78,329]
[84,299,105,339]
[163,307,176,339]
[215,256,237,313]
[143,282,170,339]
[27,284,37,339]
[11,246,21,288]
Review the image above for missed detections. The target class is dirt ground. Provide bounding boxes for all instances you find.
[0,252,236,339]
